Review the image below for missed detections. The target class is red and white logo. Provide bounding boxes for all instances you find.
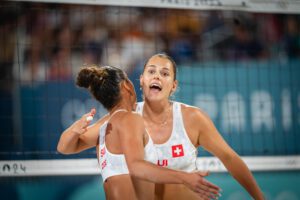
[172,144,184,157]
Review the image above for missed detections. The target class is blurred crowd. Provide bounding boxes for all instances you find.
[0,2,300,84]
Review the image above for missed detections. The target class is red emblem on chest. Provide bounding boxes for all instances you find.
[172,144,184,157]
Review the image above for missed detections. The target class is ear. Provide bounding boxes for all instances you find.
[122,79,133,96]
[139,74,144,88]
[171,80,178,94]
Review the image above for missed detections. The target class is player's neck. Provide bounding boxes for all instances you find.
[143,100,172,127]
[144,99,171,114]
[111,101,132,114]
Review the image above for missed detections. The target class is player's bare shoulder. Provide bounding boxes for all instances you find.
[116,111,145,138]
[85,113,109,131]
[180,103,216,141]
[127,111,144,122]
[94,113,109,125]
[117,111,143,126]
[180,103,207,119]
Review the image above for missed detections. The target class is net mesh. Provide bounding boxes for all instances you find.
[1,0,300,171]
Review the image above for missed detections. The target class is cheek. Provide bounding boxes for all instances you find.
[141,76,151,86]
[166,79,175,88]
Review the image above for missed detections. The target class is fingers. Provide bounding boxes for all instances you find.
[195,186,222,200]
[85,108,96,122]
[196,172,220,192]
[90,108,96,116]
[201,178,221,192]
[195,188,221,200]
[194,174,221,199]
[197,183,221,198]
[83,108,96,122]
[86,116,93,121]
[73,109,97,135]
[185,172,222,199]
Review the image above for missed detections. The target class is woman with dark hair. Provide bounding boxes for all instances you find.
[137,53,264,199]
[57,65,220,200]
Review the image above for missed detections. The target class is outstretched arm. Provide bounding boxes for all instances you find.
[195,109,264,200]
[118,112,221,200]
[57,108,108,154]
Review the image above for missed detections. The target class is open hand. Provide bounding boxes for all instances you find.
[71,108,96,135]
[183,171,221,200]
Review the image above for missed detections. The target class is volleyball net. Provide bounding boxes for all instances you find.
[1,156,300,177]
[1,0,300,178]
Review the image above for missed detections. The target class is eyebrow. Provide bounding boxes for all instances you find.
[146,65,157,68]
[146,65,170,71]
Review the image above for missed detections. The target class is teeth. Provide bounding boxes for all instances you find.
[150,83,161,88]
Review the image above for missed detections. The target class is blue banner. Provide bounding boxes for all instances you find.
[176,60,300,155]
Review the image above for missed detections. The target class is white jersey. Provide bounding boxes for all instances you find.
[98,110,157,182]
[136,101,197,172]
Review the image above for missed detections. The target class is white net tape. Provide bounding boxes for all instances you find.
[1,156,299,177]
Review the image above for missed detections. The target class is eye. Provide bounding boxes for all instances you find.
[148,69,155,74]
[161,71,170,77]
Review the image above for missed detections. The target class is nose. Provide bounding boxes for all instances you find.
[153,72,160,80]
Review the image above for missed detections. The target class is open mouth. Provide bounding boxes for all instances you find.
[149,83,162,91]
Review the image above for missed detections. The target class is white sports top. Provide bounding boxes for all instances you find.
[136,101,198,172]
[98,109,157,182]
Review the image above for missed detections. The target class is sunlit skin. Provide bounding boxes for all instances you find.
[57,67,221,200]
[140,56,178,144]
[140,57,177,103]
[139,55,264,200]
[58,79,151,200]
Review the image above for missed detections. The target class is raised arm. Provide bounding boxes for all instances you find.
[57,108,108,154]
[194,108,264,200]
[118,112,221,199]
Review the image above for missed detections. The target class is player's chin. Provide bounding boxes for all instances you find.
[148,94,167,102]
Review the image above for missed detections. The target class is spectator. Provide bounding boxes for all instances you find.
[228,14,268,60]
[282,16,300,58]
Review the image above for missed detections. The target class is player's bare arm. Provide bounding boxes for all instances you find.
[194,108,264,200]
[118,112,221,199]
[57,109,109,154]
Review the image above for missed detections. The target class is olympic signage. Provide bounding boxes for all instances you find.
[178,60,300,135]
[177,60,300,154]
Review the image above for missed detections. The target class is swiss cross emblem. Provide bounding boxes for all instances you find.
[172,144,184,157]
